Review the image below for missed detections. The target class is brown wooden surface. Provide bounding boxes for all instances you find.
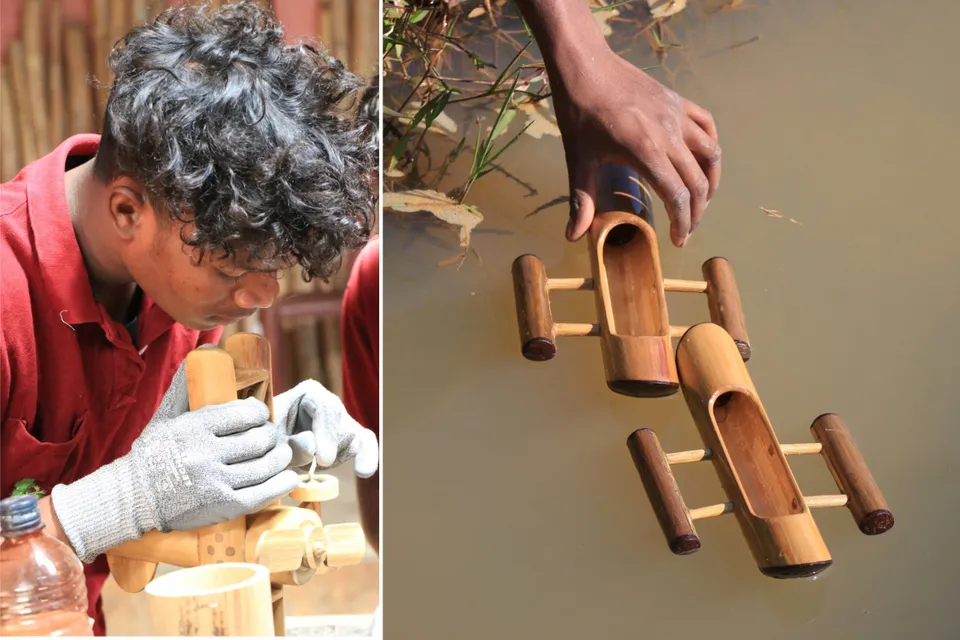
[511,254,556,361]
[64,26,95,136]
[0,66,18,179]
[48,1,65,147]
[702,258,751,361]
[588,211,678,396]
[8,42,37,166]
[811,414,894,535]
[626,429,700,555]
[676,322,832,578]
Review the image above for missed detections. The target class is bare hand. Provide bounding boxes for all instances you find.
[549,49,721,247]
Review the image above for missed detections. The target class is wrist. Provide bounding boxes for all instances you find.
[50,455,153,563]
[515,0,612,84]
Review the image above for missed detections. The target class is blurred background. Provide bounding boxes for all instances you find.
[0,0,379,635]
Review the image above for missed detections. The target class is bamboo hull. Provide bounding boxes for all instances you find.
[676,323,832,577]
[589,211,678,397]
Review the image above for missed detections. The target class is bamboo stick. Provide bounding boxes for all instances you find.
[21,0,48,154]
[352,0,376,77]
[317,0,333,52]
[48,0,66,147]
[1,66,19,182]
[64,26,96,135]
[330,0,350,62]
[132,0,149,24]
[91,0,111,121]
[7,42,38,166]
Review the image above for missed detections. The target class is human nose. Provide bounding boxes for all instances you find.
[234,273,280,309]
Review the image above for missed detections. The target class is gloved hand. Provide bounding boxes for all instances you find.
[273,380,379,478]
[50,356,300,563]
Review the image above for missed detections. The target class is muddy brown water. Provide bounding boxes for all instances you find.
[382,1,960,638]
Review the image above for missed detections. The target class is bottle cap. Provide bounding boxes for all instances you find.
[0,495,43,534]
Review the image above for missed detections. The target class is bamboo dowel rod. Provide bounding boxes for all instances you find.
[148,1,166,21]
[132,0,149,24]
[330,0,350,62]
[48,0,65,148]
[272,585,285,636]
[8,42,38,166]
[547,277,594,291]
[91,0,110,121]
[64,27,95,135]
[0,66,19,181]
[662,278,707,293]
[690,494,851,521]
[22,0,48,154]
[805,494,849,509]
[669,325,690,339]
[689,502,735,520]
[666,442,823,465]
[318,0,333,51]
[554,323,599,337]
[351,0,376,76]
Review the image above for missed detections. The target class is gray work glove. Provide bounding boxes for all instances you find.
[274,380,379,478]
[51,355,300,564]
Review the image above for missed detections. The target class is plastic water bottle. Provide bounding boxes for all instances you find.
[0,495,92,636]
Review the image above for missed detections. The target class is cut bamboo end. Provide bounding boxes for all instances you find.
[811,414,894,535]
[144,563,274,636]
[627,429,700,555]
[511,254,557,361]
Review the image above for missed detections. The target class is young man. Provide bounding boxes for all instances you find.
[0,2,378,634]
[515,0,723,248]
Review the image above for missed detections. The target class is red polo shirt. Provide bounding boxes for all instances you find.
[0,135,222,635]
[340,237,379,438]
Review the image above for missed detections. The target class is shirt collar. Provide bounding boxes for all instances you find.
[23,135,177,343]
[24,135,103,326]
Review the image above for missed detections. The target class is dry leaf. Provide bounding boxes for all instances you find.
[593,6,619,36]
[383,189,484,268]
[647,0,687,19]
[760,206,802,225]
[517,101,560,139]
[467,6,486,18]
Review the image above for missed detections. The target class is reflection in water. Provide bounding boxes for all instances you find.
[384,1,960,638]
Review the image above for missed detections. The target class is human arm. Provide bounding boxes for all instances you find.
[513,0,721,247]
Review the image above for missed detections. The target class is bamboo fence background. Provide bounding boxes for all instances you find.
[0,0,380,398]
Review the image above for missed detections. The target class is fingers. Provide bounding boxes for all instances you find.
[683,98,718,141]
[683,119,722,204]
[667,142,710,240]
[353,428,380,479]
[200,397,270,437]
[286,431,316,469]
[217,421,279,464]
[566,154,600,242]
[639,152,691,247]
[223,441,293,489]
[233,469,300,512]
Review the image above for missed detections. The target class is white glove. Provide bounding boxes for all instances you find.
[51,356,299,563]
[273,380,379,478]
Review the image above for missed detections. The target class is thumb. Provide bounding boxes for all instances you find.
[566,155,600,242]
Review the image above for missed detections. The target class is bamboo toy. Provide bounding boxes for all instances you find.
[144,563,275,636]
[511,167,750,398]
[627,322,894,578]
[104,333,368,636]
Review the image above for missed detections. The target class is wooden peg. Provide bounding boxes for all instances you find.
[811,414,894,535]
[627,429,700,555]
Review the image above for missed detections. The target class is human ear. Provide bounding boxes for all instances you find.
[107,178,150,240]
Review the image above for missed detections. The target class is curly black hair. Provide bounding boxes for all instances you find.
[93,0,378,280]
